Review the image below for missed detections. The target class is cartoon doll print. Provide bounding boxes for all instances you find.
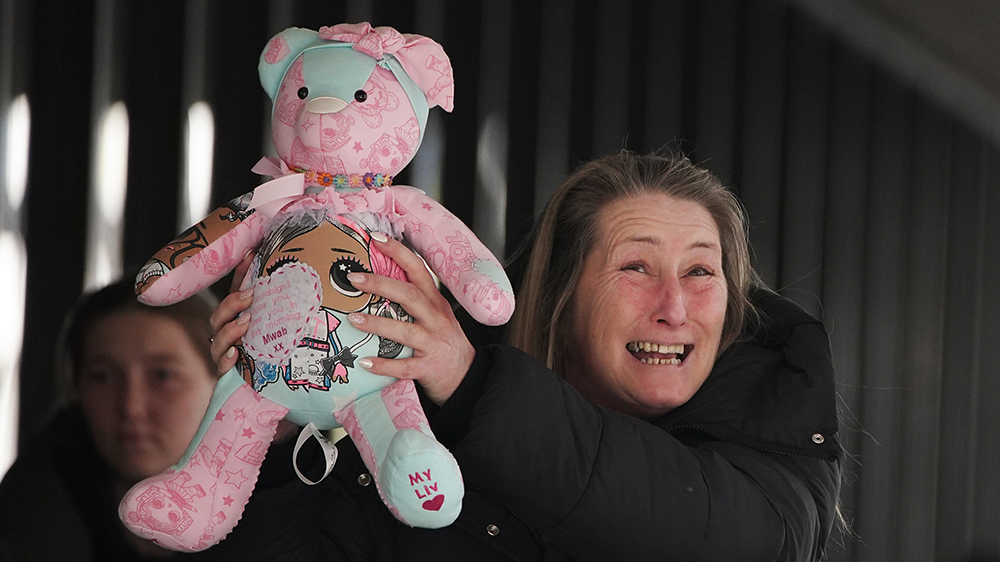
[135,192,255,295]
[244,208,407,394]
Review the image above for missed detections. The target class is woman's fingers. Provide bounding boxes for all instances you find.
[369,233,441,296]
[347,310,424,351]
[209,251,257,374]
[210,289,254,374]
[345,235,475,405]
[230,250,256,293]
[214,338,242,375]
[356,342,473,406]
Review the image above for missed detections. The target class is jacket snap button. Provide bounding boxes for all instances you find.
[486,524,500,536]
[811,433,825,444]
[358,473,372,486]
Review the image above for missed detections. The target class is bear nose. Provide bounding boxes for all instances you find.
[306,97,347,114]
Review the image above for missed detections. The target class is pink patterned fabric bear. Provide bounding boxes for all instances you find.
[120,23,514,552]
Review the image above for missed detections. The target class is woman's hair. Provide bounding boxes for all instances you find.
[56,278,218,404]
[507,150,761,372]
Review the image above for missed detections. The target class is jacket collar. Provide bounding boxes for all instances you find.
[656,289,842,461]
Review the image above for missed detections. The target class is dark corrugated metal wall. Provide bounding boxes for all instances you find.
[5,0,999,559]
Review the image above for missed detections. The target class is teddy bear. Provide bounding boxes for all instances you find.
[118,22,514,552]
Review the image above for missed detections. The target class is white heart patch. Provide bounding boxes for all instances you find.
[242,263,322,364]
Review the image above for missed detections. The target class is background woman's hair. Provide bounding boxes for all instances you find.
[507,149,761,372]
[55,278,219,406]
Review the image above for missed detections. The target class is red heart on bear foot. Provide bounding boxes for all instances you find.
[422,494,445,511]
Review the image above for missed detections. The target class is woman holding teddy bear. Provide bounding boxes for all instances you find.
[205,149,843,561]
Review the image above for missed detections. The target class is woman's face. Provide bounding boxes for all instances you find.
[563,193,728,420]
[77,311,216,484]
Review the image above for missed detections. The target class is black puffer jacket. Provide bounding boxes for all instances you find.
[430,289,843,561]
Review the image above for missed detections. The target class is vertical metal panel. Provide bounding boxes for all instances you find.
[566,0,597,166]
[503,0,542,255]
[472,0,511,257]
[820,42,872,562]
[590,0,632,157]
[739,0,787,288]
[206,0,270,206]
[935,122,987,560]
[692,0,741,183]
[440,0,482,228]
[531,0,573,216]
[18,0,95,444]
[854,72,914,562]
[893,99,951,562]
[639,0,687,154]
[0,0,31,476]
[779,12,829,318]
[121,1,185,265]
[972,143,1000,560]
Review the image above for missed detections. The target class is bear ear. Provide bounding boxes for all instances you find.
[259,27,321,100]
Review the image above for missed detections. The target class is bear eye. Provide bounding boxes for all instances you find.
[354,89,367,103]
[297,87,308,100]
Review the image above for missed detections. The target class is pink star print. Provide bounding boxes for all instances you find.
[225,469,249,489]
[242,428,255,439]
[223,495,235,507]
[422,202,433,211]
[215,411,226,422]
[353,141,363,153]
[233,407,248,421]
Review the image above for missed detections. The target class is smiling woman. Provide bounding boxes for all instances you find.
[441,151,843,560]
[203,150,843,561]
[561,194,729,420]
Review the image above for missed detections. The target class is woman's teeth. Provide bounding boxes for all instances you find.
[627,342,685,354]
[627,342,688,365]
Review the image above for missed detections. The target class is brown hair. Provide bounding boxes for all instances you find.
[507,150,761,372]
[57,278,218,403]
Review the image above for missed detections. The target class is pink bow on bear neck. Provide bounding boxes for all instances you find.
[319,22,454,112]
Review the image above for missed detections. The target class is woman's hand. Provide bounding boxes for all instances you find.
[207,250,300,445]
[209,251,255,375]
[346,233,475,406]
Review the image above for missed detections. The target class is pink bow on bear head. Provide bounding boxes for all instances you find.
[319,23,454,112]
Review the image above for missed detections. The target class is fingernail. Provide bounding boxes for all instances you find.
[226,347,236,359]
[370,231,388,243]
[358,357,373,370]
[348,313,365,325]
[347,272,366,285]
[237,312,252,325]
[240,288,254,300]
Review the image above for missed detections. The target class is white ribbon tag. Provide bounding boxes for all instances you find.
[292,422,339,485]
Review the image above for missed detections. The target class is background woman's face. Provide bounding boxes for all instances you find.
[562,193,728,420]
[77,311,216,484]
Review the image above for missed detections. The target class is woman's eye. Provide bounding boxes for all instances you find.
[151,368,174,383]
[687,266,714,277]
[330,257,371,297]
[623,262,647,274]
[80,369,111,386]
